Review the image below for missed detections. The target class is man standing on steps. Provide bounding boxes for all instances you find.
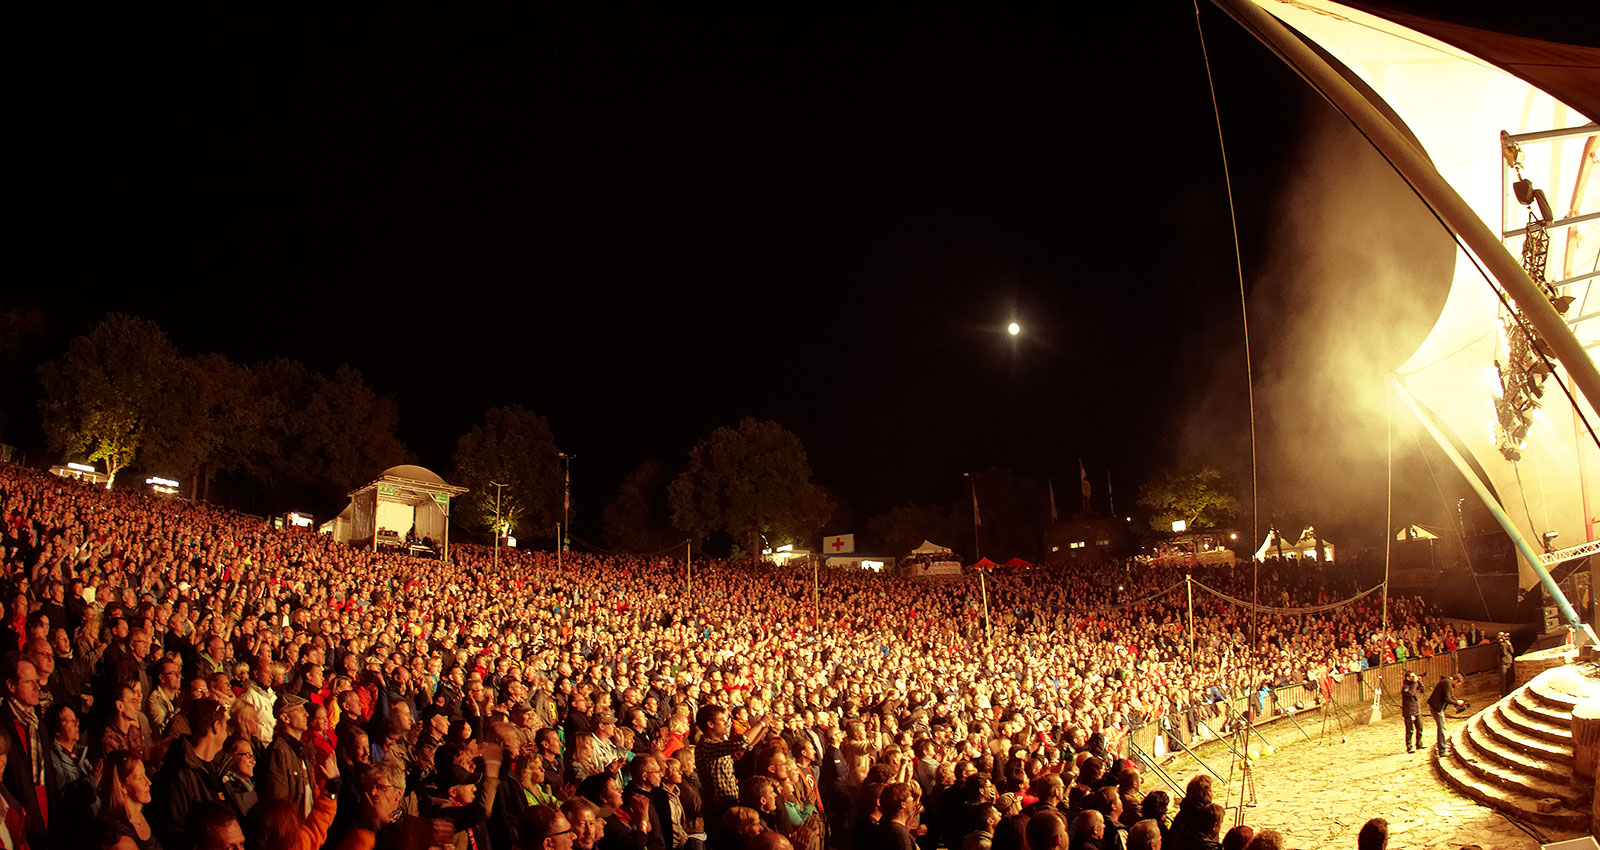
[1400,672,1425,753]
[1498,632,1516,696]
[1428,674,1466,756]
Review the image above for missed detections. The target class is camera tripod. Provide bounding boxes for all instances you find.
[1317,689,1361,743]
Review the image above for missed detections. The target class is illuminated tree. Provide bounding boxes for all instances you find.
[1136,466,1240,532]
[668,418,831,557]
[452,405,562,541]
[38,314,178,487]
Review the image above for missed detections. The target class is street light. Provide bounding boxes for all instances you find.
[491,481,507,571]
[1007,322,1020,336]
[558,453,575,555]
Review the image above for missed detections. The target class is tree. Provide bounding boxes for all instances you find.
[1136,466,1240,532]
[241,360,408,506]
[451,405,562,542]
[601,459,681,553]
[140,353,255,497]
[38,314,179,487]
[287,364,408,493]
[668,418,831,557]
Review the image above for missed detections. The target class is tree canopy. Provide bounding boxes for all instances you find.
[1135,466,1240,532]
[451,405,562,542]
[38,314,178,487]
[668,418,831,556]
[39,314,409,507]
[601,459,682,553]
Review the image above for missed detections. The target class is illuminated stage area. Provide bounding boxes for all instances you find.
[1158,671,1587,848]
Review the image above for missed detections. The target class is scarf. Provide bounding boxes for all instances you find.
[8,700,44,786]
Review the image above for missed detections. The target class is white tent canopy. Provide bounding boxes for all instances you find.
[910,540,954,555]
[1395,524,1441,541]
[1254,526,1336,562]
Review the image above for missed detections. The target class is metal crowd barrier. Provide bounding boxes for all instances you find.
[1118,642,1500,764]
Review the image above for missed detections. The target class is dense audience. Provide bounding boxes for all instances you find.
[0,464,1485,850]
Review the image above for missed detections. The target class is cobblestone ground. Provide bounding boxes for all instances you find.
[1152,674,1587,850]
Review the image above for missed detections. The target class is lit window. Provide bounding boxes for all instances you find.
[1096,539,1110,546]
[1069,541,1086,549]
[1050,546,1060,552]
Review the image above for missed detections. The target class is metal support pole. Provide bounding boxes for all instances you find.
[979,567,991,650]
[686,540,692,596]
[1382,387,1391,636]
[1187,574,1196,666]
[492,481,506,573]
[1389,374,1582,626]
[812,555,819,617]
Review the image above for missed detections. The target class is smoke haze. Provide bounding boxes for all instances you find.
[1182,106,1461,549]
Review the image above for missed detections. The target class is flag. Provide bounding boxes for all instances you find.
[971,486,982,527]
[563,467,571,512]
[1048,479,1058,523]
[823,534,855,554]
[1079,458,1091,505]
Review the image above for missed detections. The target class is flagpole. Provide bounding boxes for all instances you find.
[966,471,990,650]
[1107,471,1115,517]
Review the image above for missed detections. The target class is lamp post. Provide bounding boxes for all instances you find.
[491,481,507,571]
[558,453,575,553]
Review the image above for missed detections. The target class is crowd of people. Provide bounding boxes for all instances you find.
[0,464,1490,850]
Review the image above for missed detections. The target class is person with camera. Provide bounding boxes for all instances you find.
[1400,672,1425,754]
[1427,674,1467,756]
[1498,633,1515,695]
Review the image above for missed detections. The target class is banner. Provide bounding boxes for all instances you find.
[823,534,855,554]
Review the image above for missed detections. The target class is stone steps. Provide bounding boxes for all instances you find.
[1466,715,1575,784]
[1455,721,1584,803]
[1433,666,1596,831]
[1434,733,1589,829]
[1513,690,1574,734]
[1502,695,1574,745]
[1485,704,1574,765]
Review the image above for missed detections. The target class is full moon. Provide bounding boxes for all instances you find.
[1007,322,1020,336]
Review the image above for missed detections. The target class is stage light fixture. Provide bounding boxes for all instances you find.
[1513,178,1535,205]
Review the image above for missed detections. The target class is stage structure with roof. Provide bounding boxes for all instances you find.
[322,465,468,559]
[1218,0,1598,628]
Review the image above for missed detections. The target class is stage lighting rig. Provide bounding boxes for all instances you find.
[1490,130,1572,462]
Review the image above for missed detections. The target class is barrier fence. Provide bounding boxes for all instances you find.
[1122,641,1500,775]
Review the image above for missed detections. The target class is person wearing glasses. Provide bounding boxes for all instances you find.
[517,802,579,850]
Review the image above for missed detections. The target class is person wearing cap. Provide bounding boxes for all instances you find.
[591,711,632,773]
[259,692,314,817]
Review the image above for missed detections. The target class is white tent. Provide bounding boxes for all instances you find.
[1395,524,1441,541]
[1254,526,1335,562]
[910,540,954,555]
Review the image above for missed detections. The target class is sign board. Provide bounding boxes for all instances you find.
[823,534,855,554]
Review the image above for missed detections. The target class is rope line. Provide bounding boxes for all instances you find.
[1190,578,1383,615]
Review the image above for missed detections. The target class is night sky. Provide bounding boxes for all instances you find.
[7,3,1594,544]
